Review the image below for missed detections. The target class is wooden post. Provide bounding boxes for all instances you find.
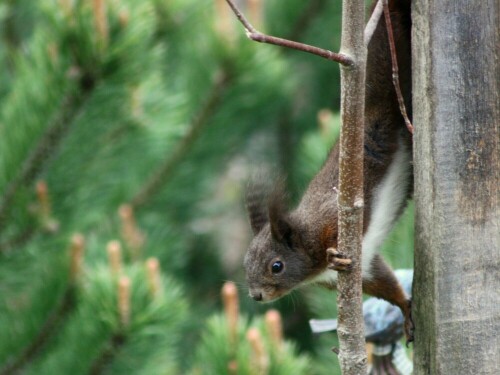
[412,0,500,373]
[336,0,368,373]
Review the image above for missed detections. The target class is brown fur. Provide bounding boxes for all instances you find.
[320,223,338,250]
[363,255,414,340]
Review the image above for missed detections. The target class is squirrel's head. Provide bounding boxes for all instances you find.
[243,181,315,302]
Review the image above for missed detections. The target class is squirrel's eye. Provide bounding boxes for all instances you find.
[271,261,284,274]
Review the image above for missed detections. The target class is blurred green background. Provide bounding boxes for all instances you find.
[0,0,413,374]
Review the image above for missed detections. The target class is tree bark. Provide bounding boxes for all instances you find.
[336,0,368,373]
[412,1,500,374]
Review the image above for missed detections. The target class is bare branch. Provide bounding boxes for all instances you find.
[364,0,383,46]
[383,0,414,134]
[224,0,354,66]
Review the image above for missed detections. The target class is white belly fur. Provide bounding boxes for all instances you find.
[312,139,412,285]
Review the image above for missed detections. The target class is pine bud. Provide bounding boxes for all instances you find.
[265,309,283,351]
[107,240,122,276]
[118,276,131,328]
[35,180,59,232]
[221,281,239,344]
[36,181,50,218]
[214,0,235,43]
[246,328,269,375]
[119,9,130,28]
[248,0,264,31]
[317,109,334,138]
[118,204,145,260]
[92,0,109,49]
[145,257,162,297]
[69,233,85,282]
[227,360,238,375]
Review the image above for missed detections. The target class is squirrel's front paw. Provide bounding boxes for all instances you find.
[326,248,352,271]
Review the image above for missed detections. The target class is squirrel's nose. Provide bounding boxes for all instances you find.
[250,292,263,301]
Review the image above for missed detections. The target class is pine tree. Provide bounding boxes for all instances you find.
[190,282,311,375]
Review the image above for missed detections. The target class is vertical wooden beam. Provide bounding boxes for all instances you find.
[412,0,500,373]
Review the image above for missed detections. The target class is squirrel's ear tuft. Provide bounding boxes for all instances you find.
[268,181,294,247]
[269,208,294,247]
[245,181,269,234]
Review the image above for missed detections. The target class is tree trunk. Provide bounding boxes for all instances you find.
[412,1,500,374]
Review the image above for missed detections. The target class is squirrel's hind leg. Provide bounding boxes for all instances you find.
[362,254,414,343]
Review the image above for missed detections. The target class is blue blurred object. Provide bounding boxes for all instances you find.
[309,269,414,374]
[309,270,414,374]
[363,269,413,345]
[309,269,413,345]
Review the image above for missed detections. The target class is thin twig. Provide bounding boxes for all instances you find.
[224,0,354,66]
[364,0,383,46]
[0,287,75,375]
[131,69,232,208]
[382,0,413,134]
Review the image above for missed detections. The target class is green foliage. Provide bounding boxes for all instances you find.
[25,264,187,375]
[0,238,69,363]
[0,0,414,374]
[191,314,311,375]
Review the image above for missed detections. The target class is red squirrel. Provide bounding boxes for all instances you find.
[244,0,414,342]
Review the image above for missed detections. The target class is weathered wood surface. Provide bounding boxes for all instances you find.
[412,0,500,374]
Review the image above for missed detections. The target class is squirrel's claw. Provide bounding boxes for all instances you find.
[326,248,353,271]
